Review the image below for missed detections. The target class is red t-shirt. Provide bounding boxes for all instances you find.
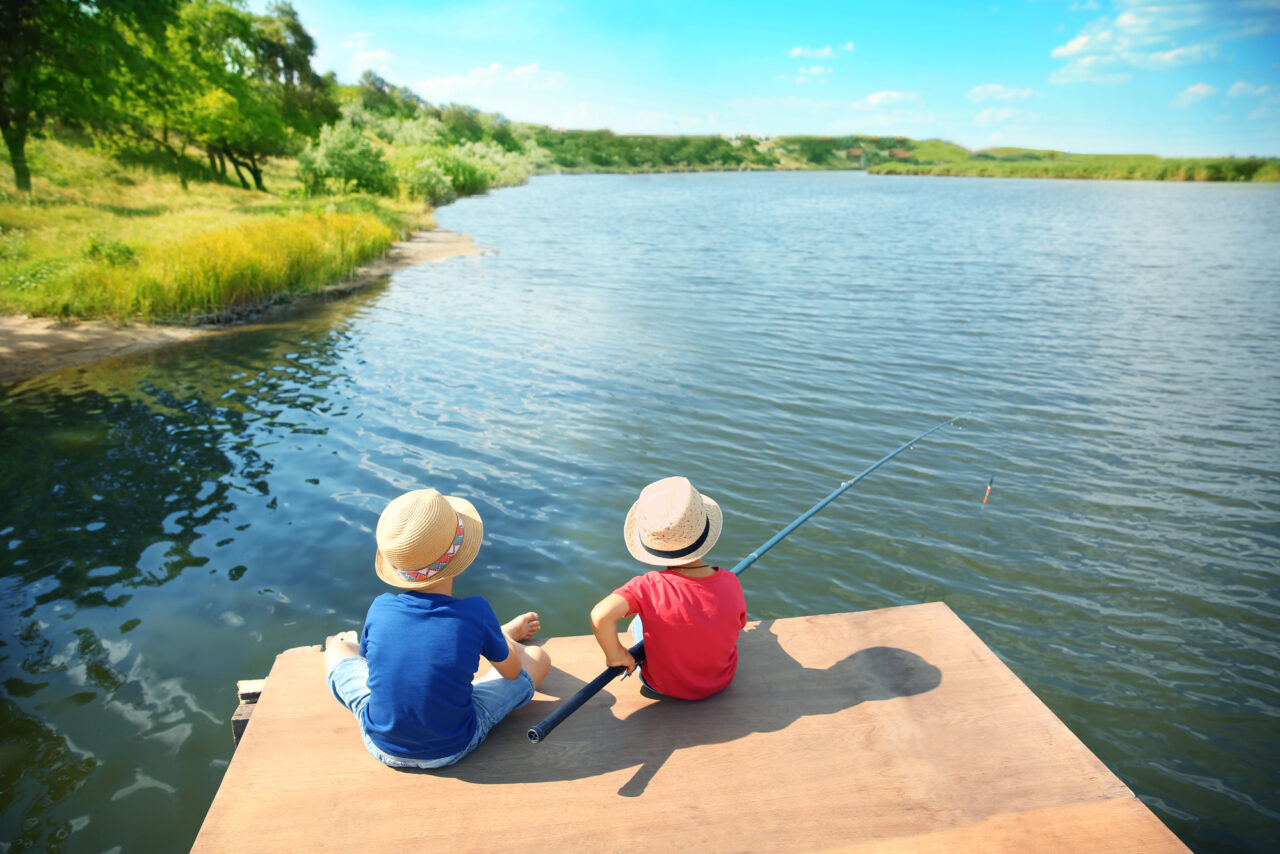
[615,568,747,700]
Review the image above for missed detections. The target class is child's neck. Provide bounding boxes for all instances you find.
[670,561,715,578]
[421,578,453,596]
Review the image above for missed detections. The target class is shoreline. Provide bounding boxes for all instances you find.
[0,228,482,383]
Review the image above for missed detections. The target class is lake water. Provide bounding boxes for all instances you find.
[1,171,1278,853]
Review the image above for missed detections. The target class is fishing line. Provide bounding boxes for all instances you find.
[526,411,970,744]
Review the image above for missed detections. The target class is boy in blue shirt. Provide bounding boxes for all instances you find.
[324,488,550,768]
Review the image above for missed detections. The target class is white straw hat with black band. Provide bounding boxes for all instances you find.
[623,476,723,567]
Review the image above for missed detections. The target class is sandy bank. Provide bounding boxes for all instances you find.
[0,229,482,383]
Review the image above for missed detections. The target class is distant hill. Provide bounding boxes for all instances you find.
[868,143,1279,182]
[526,130,1279,181]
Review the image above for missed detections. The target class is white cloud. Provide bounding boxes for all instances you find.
[967,83,1039,102]
[1069,1,1099,11]
[1172,82,1216,107]
[416,62,566,103]
[341,32,394,77]
[353,49,393,75]
[1114,10,1148,32]
[841,42,855,52]
[1229,81,1271,97]
[1050,55,1131,85]
[1048,2,1262,85]
[800,66,834,75]
[853,90,920,109]
[1142,43,1215,68]
[508,63,563,87]
[1051,33,1099,58]
[790,45,835,58]
[974,107,1020,125]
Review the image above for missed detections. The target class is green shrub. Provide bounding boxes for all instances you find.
[392,118,448,148]
[82,234,136,265]
[454,141,533,187]
[435,151,492,196]
[297,120,397,196]
[400,158,457,206]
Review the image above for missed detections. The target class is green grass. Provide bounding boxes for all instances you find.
[1,137,430,322]
[908,140,971,163]
[876,144,1279,181]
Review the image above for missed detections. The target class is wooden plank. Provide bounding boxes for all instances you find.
[192,603,1188,854]
[236,679,266,704]
[230,703,254,746]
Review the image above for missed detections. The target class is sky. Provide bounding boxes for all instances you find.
[261,0,1280,156]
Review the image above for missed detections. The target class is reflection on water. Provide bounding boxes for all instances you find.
[2,173,1279,853]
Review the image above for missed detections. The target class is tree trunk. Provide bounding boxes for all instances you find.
[207,149,218,181]
[246,153,266,191]
[172,145,188,191]
[224,146,251,190]
[1,120,32,192]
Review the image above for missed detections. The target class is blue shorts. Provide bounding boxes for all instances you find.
[629,615,673,698]
[326,655,535,769]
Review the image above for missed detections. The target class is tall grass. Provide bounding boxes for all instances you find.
[2,136,426,322]
[20,212,395,320]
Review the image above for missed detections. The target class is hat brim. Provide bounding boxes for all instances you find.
[374,495,483,589]
[624,494,722,567]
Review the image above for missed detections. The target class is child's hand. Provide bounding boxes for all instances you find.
[607,649,637,675]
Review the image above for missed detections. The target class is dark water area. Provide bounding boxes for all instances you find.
[1,171,1278,852]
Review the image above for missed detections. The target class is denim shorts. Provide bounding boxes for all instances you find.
[629,615,670,697]
[326,655,535,769]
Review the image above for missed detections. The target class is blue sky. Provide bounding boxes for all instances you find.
[266,0,1280,156]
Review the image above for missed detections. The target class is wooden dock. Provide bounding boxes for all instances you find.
[192,603,1189,853]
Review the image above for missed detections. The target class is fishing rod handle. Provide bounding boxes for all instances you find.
[526,640,645,744]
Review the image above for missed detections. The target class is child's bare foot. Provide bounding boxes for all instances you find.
[502,612,541,643]
[324,630,359,670]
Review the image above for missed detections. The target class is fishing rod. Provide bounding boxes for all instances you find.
[526,411,969,744]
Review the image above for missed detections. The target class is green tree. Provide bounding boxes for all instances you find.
[440,105,485,143]
[358,71,427,119]
[108,0,336,191]
[0,0,176,191]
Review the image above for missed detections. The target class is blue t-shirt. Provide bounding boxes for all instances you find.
[358,591,510,759]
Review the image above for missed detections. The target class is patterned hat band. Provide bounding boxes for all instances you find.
[394,513,465,584]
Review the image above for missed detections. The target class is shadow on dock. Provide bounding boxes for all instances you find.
[432,620,942,796]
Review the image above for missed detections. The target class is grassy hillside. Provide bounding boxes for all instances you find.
[0,136,426,321]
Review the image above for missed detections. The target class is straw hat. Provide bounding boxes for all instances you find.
[374,489,483,590]
[624,476,723,567]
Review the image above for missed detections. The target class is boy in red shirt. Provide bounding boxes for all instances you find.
[590,476,746,700]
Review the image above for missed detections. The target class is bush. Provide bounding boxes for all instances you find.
[297,120,396,196]
[392,118,448,148]
[454,140,533,187]
[433,150,492,196]
[82,234,136,265]
[400,158,457,206]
